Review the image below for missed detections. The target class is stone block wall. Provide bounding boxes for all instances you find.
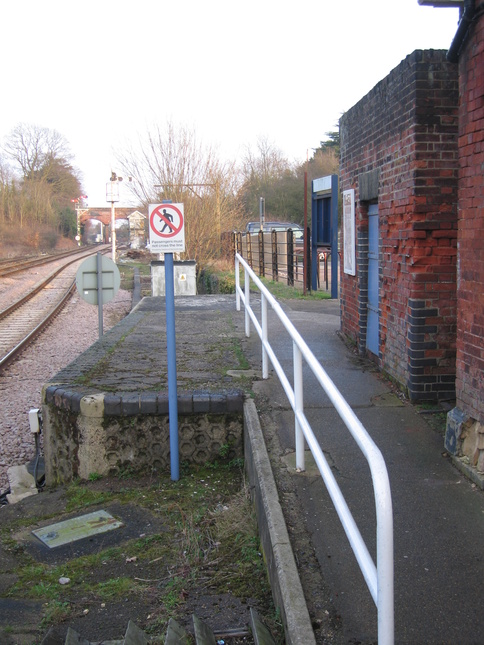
[339,49,459,401]
[43,388,244,485]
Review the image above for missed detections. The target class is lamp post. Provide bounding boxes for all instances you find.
[71,195,88,246]
[106,172,123,261]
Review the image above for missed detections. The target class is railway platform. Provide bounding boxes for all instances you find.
[3,293,484,644]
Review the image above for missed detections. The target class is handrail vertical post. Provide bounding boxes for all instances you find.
[235,254,240,311]
[294,342,305,471]
[244,266,250,337]
[261,293,269,379]
[377,492,394,644]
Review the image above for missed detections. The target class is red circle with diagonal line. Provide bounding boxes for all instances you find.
[150,204,184,238]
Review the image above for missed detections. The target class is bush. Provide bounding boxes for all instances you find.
[197,268,236,294]
[41,228,59,250]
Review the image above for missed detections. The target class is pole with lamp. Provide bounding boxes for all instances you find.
[71,195,88,246]
[106,172,123,262]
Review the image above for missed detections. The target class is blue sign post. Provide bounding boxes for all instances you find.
[149,201,186,481]
[164,249,179,481]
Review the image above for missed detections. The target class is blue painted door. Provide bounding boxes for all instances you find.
[367,205,379,355]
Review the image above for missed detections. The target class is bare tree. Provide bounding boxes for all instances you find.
[0,156,16,225]
[116,121,244,265]
[3,123,72,180]
[241,135,289,186]
[240,136,298,222]
[1,123,82,230]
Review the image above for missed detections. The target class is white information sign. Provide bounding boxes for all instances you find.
[343,189,356,276]
[149,203,185,253]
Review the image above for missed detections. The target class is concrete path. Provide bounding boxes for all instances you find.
[238,296,484,645]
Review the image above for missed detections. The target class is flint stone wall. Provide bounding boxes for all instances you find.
[43,389,243,485]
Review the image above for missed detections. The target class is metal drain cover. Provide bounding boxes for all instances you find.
[32,510,123,548]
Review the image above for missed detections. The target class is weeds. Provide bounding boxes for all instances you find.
[65,479,113,511]
[117,464,137,480]
[3,462,279,642]
[218,442,231,459]
[199,263,332,301]
[258,276,331,300]
[161,576,187,610]
[232,337,250,370]
[95,577,136,600]
[418,403,448,436]
[40,600,71,628]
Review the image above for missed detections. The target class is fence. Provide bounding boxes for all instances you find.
[225,229,339,293]
[235,252,394,645]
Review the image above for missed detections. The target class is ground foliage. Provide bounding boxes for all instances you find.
[1,462,284,644]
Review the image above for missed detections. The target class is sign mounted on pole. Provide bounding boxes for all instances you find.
[76,253,120,338]
[149,203,185,253]
[76,254,120,306]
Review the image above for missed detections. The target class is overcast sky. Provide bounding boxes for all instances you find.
[1,0,460,206]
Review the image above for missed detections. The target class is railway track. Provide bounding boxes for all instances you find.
[0,246,111,371]
[0,246,97,278]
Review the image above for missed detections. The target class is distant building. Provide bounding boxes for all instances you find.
[127,211,147,249]
[80,207,147,247]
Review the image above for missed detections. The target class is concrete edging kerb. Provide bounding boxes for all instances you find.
[244,399,316,645]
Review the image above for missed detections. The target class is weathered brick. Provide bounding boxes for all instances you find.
[340,50,458,402]
[454,9,484,422]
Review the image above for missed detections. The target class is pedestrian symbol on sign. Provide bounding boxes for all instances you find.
[149,203,185,253]
[160,209,174,233]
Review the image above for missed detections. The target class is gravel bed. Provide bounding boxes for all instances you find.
[0,264,132,495]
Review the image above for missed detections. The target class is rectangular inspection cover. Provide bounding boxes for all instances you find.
[32,510,123,549]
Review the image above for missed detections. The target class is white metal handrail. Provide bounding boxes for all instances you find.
[235,252,394,645]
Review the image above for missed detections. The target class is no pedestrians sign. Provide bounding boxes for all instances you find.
[149,203,185,253]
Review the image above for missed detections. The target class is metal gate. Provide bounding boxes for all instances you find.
[367,204,379,355]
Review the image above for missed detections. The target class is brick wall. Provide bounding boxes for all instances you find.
[340,50,459,401]
[455,1,484,422]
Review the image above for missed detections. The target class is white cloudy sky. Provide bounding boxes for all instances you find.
[1,0,460,206]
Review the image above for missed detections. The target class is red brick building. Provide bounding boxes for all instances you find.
[445,0,484,475]
[339,49,459,402]
[339,1,484,478]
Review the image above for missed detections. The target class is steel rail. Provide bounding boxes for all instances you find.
[0,245,108,278]
[0,265,75,321]
[0,246,111,371]
[0,246,110,321]
[0,254,38,268]
[0,279,77,371]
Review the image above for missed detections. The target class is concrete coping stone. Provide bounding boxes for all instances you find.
[46,387,245,417]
